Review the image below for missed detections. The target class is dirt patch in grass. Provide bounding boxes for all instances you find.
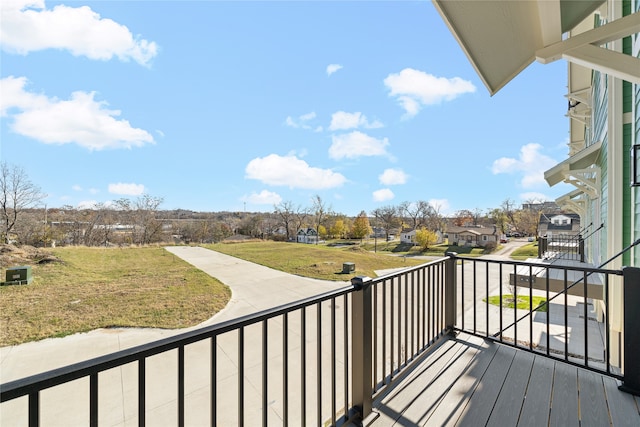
[0,245,230,346]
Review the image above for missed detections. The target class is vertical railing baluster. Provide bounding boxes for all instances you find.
[331,297,336,427]
[211,336,217,427]
[404,274,408,366]
[461,258,465,331]
[473,260,477,334]
[564,269,569,361]
[301,308,306,422]
[28,391,39,427]
[513,264,517,347]
[178,346,185,427]
[262,320,268,427]
[343,293,349,416]
[583,270,589,368]
[138,358,145,427]
[317,302,322,426]
[390,278,395,378]
[282,313,288,427]
[382,279,387,385]
[498,263,503,343]
[373,283,378,390]
[605,274,610,375]
[398,276,402,369]
[485,261,489,337]
[421,267,426,348]
[546,268,550,357]
[90,373,98,427]
[238,327,244,427]
[529,265,533,351]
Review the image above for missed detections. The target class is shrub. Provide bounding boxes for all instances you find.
[483,241,497,253]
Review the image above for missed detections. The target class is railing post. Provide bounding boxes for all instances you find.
[445,252,457,333]
[579,237,585,262]
[351,276,373,421]
[620,266,640,395]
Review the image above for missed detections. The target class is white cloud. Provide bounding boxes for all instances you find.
[243,190,282,205]
[329,111,383,131]
[373,188,395,202]
[0,0,158,66]
[329,131,389,160]
[245,154,346,189]
[428,198,451,215]
[285,111,318,130]
[0,76,154,150]
[384,68,476,117]
[519,192,551,203]
[491,143,557,188]
[72,185,82,191]
[379,168,408,185]
[108,183,145,196]
[326,64,343,76]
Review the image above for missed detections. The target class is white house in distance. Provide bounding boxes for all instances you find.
[446,225,499,247]
[296,228,318,244]
[400,229,444,246]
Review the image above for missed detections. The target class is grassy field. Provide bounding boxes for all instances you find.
[0,246,230,346]
[1,242,428,346]
[510,242,539,260]
[205,240,428,281]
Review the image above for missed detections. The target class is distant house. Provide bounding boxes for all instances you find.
[446,225,498,247]
[400,229,444,245]
[538,213,581,237]
[297,228,318,244]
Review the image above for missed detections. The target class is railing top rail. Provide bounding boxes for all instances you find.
[451,254,623,275]
[371,256,448,282]
[1,282,355,402]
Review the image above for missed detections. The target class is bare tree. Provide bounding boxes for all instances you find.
[371,205,400,240]
[0,162,47,244]
[274,200,296,241]
[312,195,331,244]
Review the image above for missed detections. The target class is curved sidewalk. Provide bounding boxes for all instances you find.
[0,247,348,415]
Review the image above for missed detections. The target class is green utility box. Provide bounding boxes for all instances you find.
[5,266,33,285]
[342,262,355,274]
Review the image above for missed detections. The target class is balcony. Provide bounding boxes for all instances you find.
[2,254,640,426]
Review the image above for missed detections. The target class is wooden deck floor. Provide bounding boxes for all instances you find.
[367,332,640,427]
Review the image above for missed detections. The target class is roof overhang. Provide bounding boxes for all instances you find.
[432,0,640,95]
[545,141,602,186]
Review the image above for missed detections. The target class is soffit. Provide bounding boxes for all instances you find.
[432,0,605,95]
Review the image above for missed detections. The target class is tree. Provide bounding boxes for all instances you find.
[274,201,296,241]
[312,195,330,244]
[415,228,438,251]
[0,162,47,244]
[452,209,473,227]
[330,219,346,239]
[371,205,400,240]
[351,211,371,241]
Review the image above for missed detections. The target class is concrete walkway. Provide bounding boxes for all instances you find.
[0,246,350,426]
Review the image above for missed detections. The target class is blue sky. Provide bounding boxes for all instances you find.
[1,0,573,217]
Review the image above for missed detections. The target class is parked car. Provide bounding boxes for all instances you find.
[528,236,535,242]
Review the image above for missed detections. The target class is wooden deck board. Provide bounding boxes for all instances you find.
[487,350,535,427]
[517,356,554,427]
[367,332,640,427]
[577,368,610,426]
[371,337,473,426]
[423,336,498,426]
[455,345,517,426]
[602,376,640,427]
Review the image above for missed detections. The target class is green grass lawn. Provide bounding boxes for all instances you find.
[510,242,539,260]
[204,240,426,280]
[357,241,486,257]
[0,246,230,346]
[484,294,548,312]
